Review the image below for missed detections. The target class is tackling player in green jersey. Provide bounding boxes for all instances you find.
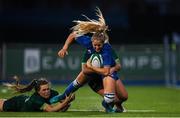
[0,78,74,112]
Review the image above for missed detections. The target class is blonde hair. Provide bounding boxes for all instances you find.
[71,7,109,43]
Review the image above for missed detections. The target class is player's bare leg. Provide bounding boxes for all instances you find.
[0,99,6,111]
[102,76,116,113]
[114,79,128,112]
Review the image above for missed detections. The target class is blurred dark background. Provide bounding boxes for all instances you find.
[1,0,180,44]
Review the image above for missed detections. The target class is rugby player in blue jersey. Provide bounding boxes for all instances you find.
[50,8,128,113]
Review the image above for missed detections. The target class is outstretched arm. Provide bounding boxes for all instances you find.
[43,94,75,112]
[58,32,77,58]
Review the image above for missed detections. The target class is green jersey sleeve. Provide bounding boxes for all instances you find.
[50,89,59,98]
[81,50,91,64]
[111,49,120,64]
[22,89,59,111]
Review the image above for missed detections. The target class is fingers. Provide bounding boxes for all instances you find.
[58,50,64,57]
[87,58,91,63]
[86,60,92,68]
[86,60,90,66]
[58,49,68,58]
[64,93,75,103]
[69,93,75,102]
[109,68,113,75]
[64,94,71,102]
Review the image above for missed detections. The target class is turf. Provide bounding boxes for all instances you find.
[0,85,180,117]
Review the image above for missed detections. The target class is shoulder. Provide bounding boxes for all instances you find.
[101,43,112,54]
[50,89,59,98]
[104,43,111,48]
[30,93,44,101]
[102,43,112,52]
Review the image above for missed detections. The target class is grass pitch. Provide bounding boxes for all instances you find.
[0,85,180,117]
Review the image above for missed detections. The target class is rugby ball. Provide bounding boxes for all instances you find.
[90,53,103,68]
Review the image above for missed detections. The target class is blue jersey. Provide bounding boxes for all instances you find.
[76,35,116,67]
[76,35,119,80]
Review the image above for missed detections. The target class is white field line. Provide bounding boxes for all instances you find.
[127,109,155,112]
[69,109,155,112]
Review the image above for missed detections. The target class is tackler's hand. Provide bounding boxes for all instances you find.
[86,59,92,68]
[109,67,115,75]
[58,48,68,58]
[64,93,75,103]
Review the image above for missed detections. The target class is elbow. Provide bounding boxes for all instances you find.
[82,69,93,76]
[46,110,53,112]
[45,109,54,112]
[44,106,57,112]
[104,72,109,76]
[117,66,121,71]
[45,108,55,112]
[82,70,89,75]
[82,64,91,75]
[70,32,76,39]
[46,109,60,112]
[82,67,87,75]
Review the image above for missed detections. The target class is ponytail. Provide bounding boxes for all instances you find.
[15,79,37,93]
[3,77,49,93]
